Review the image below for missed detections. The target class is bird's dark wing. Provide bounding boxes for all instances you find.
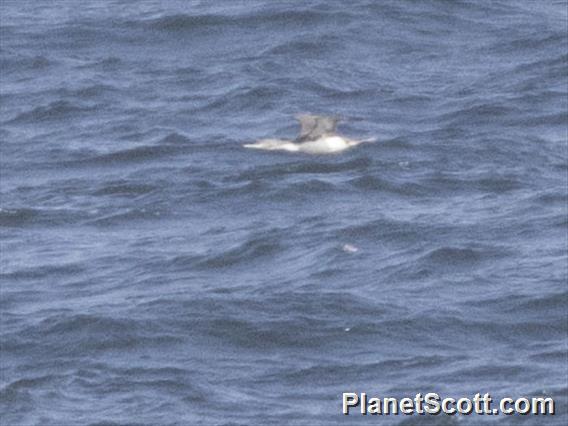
[296,115,338,142]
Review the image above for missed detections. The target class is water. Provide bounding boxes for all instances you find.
[1,1,567,425]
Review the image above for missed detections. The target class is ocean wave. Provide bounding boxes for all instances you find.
[201,83,286,113]
[77,56,123,71]
[209,180,269,200]
[264,37,340,58]
[92,181,157,197]
[71,364,204,397]
[0,207,82,228]
[492,31,566,53]
[515,111,568,127]
[8,100,95,124]
[534,192,568,205]
[172,231,284,270]
[423,173,523,194]
[348,175,423,196]
[87,208,162,227]
[72,84,118,99]
[234,157,372,181]
[140,9,342,33]
[337,218,427,244]
[75,133,191,166]
[5,313,184,356]
[0,375,59,397]
[80,145,180,164]
[434,103,516,126]
[0,374,60,410]
[512,52,568,75]
[1,263,84,281]
[376,137,415,150]
[266,354,461,386]
[276,179,337,197]
[0,53,53,74]
[530,348,567,363]
[499,291,568,319]
[40,24,117,49]
[419,247,507,269]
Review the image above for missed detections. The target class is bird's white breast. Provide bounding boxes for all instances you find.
[244,136,361,154]
[298,136,351,154]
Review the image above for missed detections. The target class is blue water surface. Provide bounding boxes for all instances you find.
[1,1,567,425]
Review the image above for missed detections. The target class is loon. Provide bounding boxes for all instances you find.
[244,114,375,154]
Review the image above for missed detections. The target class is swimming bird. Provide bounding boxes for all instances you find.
[244,114,375,154]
